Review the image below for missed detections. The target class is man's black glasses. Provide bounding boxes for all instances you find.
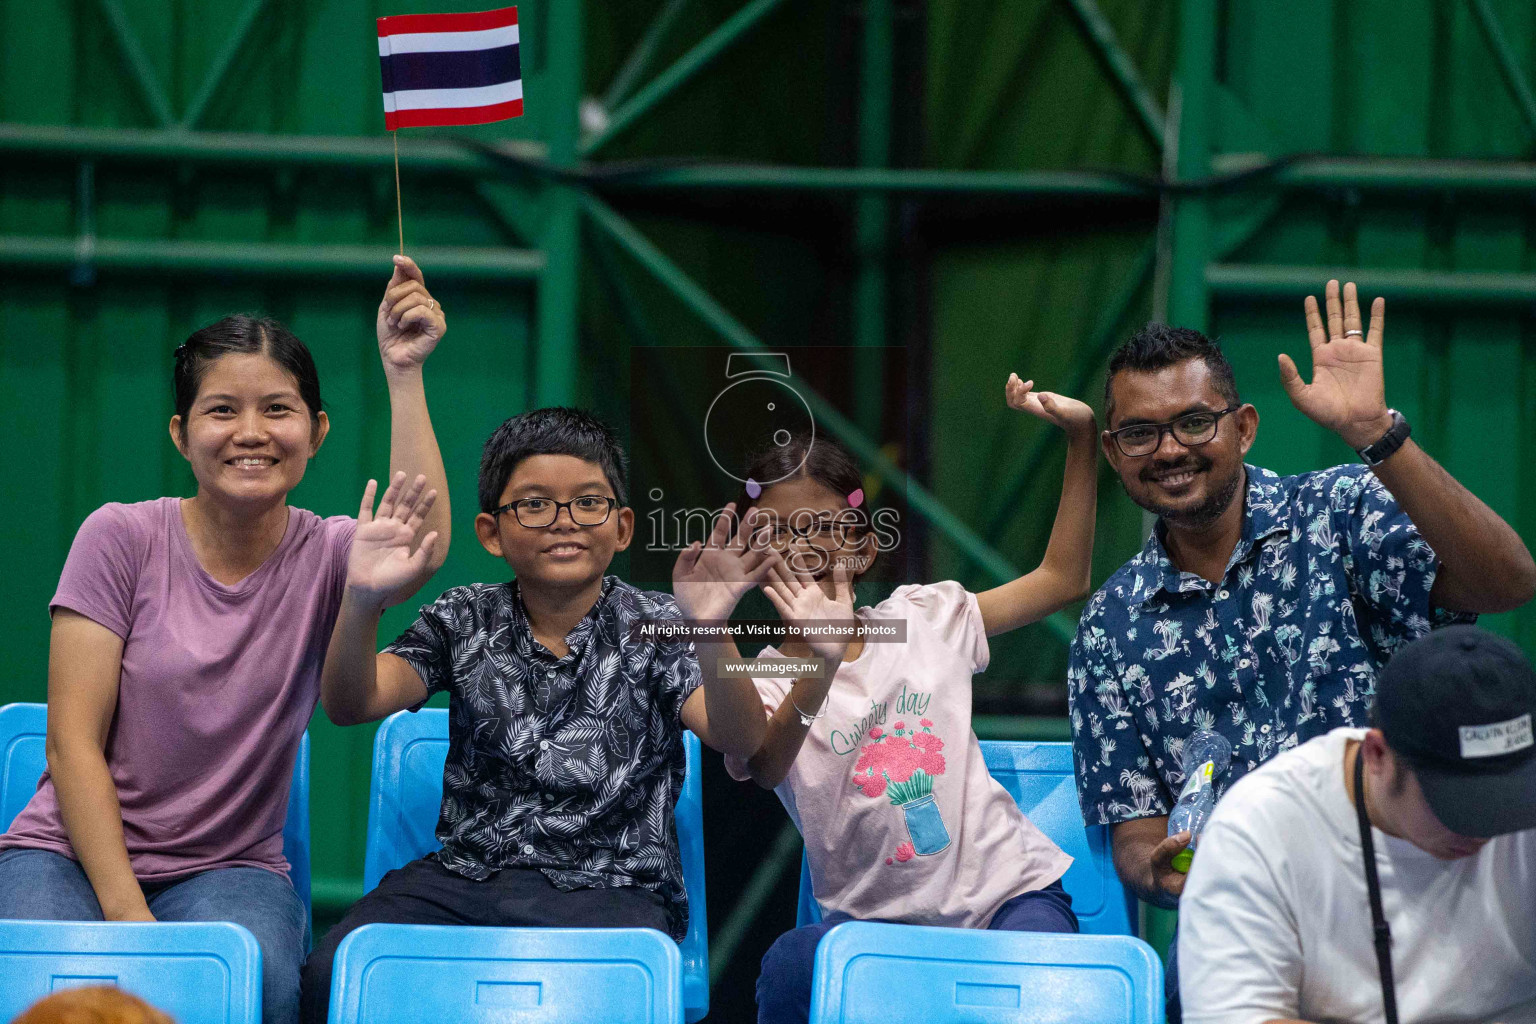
[1107,407,1239,457]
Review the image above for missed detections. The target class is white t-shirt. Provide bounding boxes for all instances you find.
[1179,727,1536,1024]
[724,582,1072,927]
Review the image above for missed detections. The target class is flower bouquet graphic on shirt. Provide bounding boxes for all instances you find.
[851,719,950,858]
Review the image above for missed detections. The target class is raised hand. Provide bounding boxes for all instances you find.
[347,471,439,605]
[672,503,781,622]
[377,255,446,373]
[760,557,858,662]
[1281,280,1392,449]
[1006,373,1096,435]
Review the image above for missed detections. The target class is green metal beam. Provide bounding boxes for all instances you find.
[1211,153,1536,193]
[854,0,894,437]
[1062,0,1166,151]
[1167,0,1218,333]
[96,0,176,128]
[582,194,1076,647]
[181,0,275,130]
[599,163,1152,197]
[580,0,793,158]
[1466,0,1536,145]
[0,122,549,172]
[0,236,544,280]
[534,0,585,407]
[1207,264,1536,305]
[9,123,1534,199]
[601,0,693,113]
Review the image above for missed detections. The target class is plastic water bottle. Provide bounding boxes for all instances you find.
[1168,730,1232,873]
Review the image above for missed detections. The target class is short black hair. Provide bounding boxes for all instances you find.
[478,407,629,514]
[1103,324,1239,420]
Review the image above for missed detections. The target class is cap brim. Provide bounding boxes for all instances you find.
[1418,756,1536,839]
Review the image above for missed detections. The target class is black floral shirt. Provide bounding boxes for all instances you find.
[384,576,702,938]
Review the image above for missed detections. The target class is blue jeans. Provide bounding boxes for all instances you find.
[756,879,1078,1024]
[0,849,304,1024]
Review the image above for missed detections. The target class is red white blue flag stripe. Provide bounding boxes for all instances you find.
[377,7,522,130]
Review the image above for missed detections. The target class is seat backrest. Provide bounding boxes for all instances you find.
[0,920,261,1024]
[796,739,1136,936]
[0,703,313,930]
[809,923,1163,1024]
[329,923,683,1024]
[363,709,710,1020]
[0,704,47,832]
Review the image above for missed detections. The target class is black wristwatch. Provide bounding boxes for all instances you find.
[1356,409,1411,467]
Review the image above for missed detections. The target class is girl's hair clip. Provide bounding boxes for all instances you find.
[847,488,864,508]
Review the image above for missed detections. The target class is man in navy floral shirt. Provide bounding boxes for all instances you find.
[1070,281,1535,1015]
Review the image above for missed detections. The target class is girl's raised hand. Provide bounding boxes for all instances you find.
[347,471,439,605]
[672,503,781,622]
[377,255,446,373]
[1005,372,1096,435]
[760,557,857,662]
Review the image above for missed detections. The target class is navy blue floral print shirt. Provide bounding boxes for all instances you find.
[1068,463,1473,826]
[384,576,702,939]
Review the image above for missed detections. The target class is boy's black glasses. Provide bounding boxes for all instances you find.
[491,495,617,528]
[1107,407,1239,457]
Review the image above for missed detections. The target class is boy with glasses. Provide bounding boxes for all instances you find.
[299,408,771,1022]
[1068,282,1535,1020]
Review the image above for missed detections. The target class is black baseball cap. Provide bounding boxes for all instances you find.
[1375,625,1536,838]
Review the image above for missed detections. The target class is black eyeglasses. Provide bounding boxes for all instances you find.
[1107,407,1239,457]
[491,495,617,528]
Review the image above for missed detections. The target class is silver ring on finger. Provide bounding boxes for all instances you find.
[427,298,436,311]
[1344,329,1363,337]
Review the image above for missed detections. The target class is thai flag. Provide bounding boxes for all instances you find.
[377,7,523,130]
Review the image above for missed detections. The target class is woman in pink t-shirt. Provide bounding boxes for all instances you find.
[0,257,450,1024]
[673,376,1097,1024]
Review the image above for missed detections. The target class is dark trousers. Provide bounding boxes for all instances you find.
[300,857,670,1024]
[756,879,1078,1024]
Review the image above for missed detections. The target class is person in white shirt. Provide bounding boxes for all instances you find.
[1178,625,1536,1024]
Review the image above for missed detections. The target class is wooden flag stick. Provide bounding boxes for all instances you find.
[393,132,404,254]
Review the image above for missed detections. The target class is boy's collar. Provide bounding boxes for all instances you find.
[509,575,618,655]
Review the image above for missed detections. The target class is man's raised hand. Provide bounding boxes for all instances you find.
[1281,280,1394,450]
[347,471,439,606]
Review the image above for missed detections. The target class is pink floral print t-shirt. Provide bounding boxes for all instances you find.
[726,582,1072,927]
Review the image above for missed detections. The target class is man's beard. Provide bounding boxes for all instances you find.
[1124,457,1244,531]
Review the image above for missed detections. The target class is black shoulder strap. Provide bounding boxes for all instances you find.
[1354,748,1399,1024]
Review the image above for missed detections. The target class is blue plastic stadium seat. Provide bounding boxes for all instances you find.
[330,924,681,1024]
[809,923,1163,1024]
[0,703,314,944]
[362,708,710,1021]
[0,920,262,1024]
[796,740,1136,936]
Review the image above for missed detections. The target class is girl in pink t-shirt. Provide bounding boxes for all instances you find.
[0,257,449,1024]
[674,375,1097,1024]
